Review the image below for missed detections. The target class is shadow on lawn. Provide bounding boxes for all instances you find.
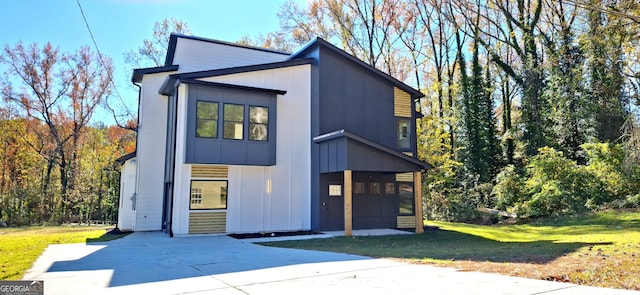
[407,228,611,263]
[263,228,611,264]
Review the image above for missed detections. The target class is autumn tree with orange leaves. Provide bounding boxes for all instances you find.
[0,42,129,224]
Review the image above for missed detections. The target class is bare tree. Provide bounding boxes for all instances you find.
[124,18,192,68]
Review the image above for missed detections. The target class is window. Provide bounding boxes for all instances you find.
[397,119,410,149]
[399,183,414,215]
[190,180,227,210]
[196,101,218,138]
[385,182,395,194]
[370,182,380,194]
[224,104,244,140]
[329,184,342,196]
[190,188,203,204]
[354,182,365,194]
[249,106,269,141]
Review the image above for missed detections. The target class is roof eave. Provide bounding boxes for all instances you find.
[313,130,432,170]
[132,65,179,83]
[165,33,291,66]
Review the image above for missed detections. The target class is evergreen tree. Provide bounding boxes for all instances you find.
[585,0,629,143]
[543,0,596,161]
[458,29,502,183]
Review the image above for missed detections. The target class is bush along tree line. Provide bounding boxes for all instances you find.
[243,0,640,222]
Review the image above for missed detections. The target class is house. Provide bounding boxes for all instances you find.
[116,34,430,236]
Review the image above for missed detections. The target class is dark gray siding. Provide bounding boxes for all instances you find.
[318,46,398,149]
[302,43,421,231]
[317,138,422,173]
[184,84,277,165]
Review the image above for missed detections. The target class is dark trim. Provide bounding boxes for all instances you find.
[222,103,245,140]
[115,152,136,165]
[167,84,180,237]
[132,65,179,83]
[195,100,220,139]
[291,38,424,99]
[313,130,432,170]
[170,58,314,80]
[160,78,287,96]
[188,180,229,210]
[164,33,290,66]
[248,105,270,142]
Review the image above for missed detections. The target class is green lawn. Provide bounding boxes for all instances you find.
[261,210,640,290]
[0,226,128,280]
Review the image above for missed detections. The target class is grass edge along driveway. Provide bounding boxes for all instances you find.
[261,210,640,291]
[0,226,127,280]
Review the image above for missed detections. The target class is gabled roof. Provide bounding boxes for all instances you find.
[164,34,290,66]
[290,37,425,100]
[132,65,179,83]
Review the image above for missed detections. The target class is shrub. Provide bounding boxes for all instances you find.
[493,165,525,212]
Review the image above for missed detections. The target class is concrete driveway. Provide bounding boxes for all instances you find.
[23,231,638,295]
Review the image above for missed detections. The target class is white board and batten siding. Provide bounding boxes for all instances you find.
[204,65,312,233]
[134,72,174,231]
[171,37,289,73]
[170,65,312,235]
[117,158,137,231]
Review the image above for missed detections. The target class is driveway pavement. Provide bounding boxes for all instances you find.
[23,231,638,295]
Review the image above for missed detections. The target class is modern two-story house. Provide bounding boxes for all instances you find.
[116,34,430,236]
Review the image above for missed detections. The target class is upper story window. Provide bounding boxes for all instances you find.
[249,106,269,141]
[196,101,218,138]
[397,119,410,149]
[223,104,244,140]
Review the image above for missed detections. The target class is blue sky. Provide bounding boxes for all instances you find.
[0,0,303,125]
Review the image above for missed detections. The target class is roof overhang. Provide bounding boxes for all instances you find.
[164,33,290,66]
[115,151,136,165]
[159,78,287,96]
[157,59,312,96]
[313,130,431,173]
[132,65,179,83]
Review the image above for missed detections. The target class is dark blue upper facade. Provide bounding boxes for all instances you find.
[184,82,279,166]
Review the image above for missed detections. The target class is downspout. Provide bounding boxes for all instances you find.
[132,82,142,224]
[115,168,122,229]
[168,82,180,237]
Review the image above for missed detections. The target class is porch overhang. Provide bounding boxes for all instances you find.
[313,130,431,174]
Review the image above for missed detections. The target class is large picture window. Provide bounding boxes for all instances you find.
[224,104,244,140]
[249,106,269,141]
[190,180,227,210]
[196,101,218,138]
[398,183,414,215]
[397,119,410,149]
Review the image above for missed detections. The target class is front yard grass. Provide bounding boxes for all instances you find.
[0,226,128,280]
[261,210,640,290]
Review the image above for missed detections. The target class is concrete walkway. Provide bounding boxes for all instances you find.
[23,231,638,295]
